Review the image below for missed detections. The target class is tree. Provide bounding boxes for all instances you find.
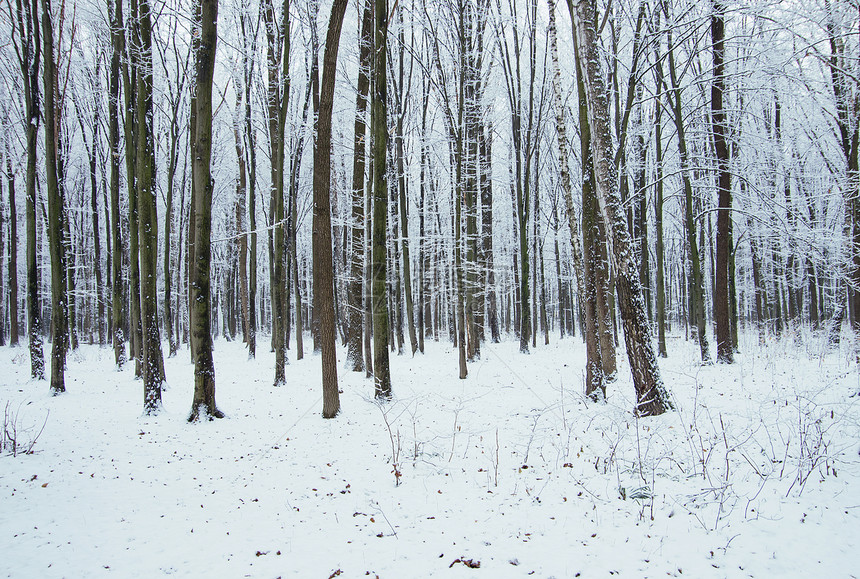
[122,0,142,376]
[108,0,126,369]
[372,0,392,398]
[711,0,733,363]
[136,0,165,412]
[347,0,372,372]
[263,0,290,386]
[664,0,709,363]
[10,0,45,378]
[570,0,673,416]
[188,0,223,422]
[5,155,18,346]
[41,0,66,395]
[313,0,348,418]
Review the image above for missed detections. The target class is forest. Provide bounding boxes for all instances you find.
[0,0,857,415]
[1,0,859,575]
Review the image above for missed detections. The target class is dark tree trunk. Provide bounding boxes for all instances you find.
[263,0,290,385]
[347,0,372,371]
[188,0,223,422]
[7,157,20,346]
[711,0,733,363]
[652,28,668,357]
[13,0,46,377]
[122,0,141,376]
[667,18,709,363]
[136,0,165,413]
[41,0,66,395]
[108,0,126,368]
[313,0,347,418]
[372,0,392,398]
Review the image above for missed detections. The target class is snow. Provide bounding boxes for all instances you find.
[2,332,859,578]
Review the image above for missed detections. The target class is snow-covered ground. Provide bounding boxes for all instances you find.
[2,330,859,578]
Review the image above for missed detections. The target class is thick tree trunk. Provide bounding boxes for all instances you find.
[313,0,347,418]
[188,0,223,422]
[571,0,673,416]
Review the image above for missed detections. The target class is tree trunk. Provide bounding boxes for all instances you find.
[136,0,165,413]
[11,0,45,376]
[711,0,733,363]
[372,0,392,398]
[188,0,223,422]
[652,28,668,357]
[347,0,372,371]
[108,0,126,368]
[264,0,291,385]
[313,0,347,418]
[571,0,673,416]
[41,0,66,395]
[7,157,20,346]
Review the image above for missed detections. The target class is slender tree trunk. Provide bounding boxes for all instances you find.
[87,84,105,348]
[347,0,372,371]
[41,0,65,395]
[11,0,43,370]
[548,0,586,326]
[122,0,142,375]
[264,0,291,385]
[313,0,347,418]
[188,0,223,422]
[711,0,733,363]
[666,17,709,363]
[108,0,126,368]
[652,26,668,357]
[372,0,391,398]
[7,157,20,346]
[233,105,251,354]
[136,0,164,412]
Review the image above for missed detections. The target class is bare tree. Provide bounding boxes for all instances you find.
[372,0,392,398]
[41,0,66,395]
[570,0,673,416]
[188,0,223,421]
[313,0,348,418]
[10,0,45,378]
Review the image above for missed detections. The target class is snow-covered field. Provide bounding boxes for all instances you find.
[2,331,859,578]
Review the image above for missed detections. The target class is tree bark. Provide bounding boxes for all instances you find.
[188,0,223,422]
[263,0,290,385]
[711,0,733,363]
[666,14,709,363]
[347,0,372,371]
[372,0,392,398]
[41,0,66,395]
[136,0,165,413]
[13,0,46,377]
[571,0,673,416]
[7,157,20,346]
[313,0,347,418]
